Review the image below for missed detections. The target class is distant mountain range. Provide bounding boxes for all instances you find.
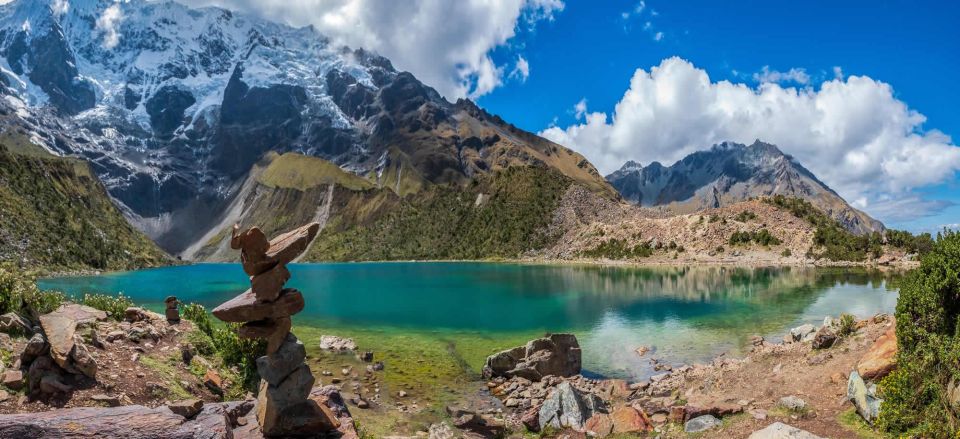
[0,0,884,267]
[0,0,614,256]
[605,141,884,234]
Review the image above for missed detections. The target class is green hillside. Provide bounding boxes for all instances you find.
[0,132,168,271]
[306,166,572,261]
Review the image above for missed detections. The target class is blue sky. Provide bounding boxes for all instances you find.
[474,0,960,233]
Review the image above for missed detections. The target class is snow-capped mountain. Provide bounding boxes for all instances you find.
[606,141,884,234]
[0,0,611,253]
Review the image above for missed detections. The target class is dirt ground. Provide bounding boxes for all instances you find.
[0,313,227,414]
[656,317,892,438]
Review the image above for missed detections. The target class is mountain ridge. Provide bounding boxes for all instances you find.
[0,0,615,255]
[605,140,884,235]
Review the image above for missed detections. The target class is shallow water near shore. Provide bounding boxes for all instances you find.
[38,262,899,381]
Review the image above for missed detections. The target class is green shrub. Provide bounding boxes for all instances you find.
[837,313,856,337]
[0,266,65,320]
[81,293,133,321]
[181,303,265,392]
[734,210,757,222]
[765,195,882,261]
[885,229,935,255]
[580,238,653,260]
[729,229,782,247]
[781,248,792,257]
[876,231,960,437]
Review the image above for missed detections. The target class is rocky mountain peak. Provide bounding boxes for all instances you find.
[606,140,883,234]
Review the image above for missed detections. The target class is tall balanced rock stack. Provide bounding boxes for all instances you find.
[212,222,339,436]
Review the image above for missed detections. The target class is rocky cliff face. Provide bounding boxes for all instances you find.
[0,0,613,256]
[606,141,884,235]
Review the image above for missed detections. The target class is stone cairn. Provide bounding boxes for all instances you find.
[212,222,339,436]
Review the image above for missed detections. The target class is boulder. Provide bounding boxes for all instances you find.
[39,304,106,369]
[520,405,541,432]
[168,399,204,419]
[611,405,651,433]
[20,332,49,363]
[124,307,148,322]
[27,355,70,395]
[204,369,223,394]
[257,365,327,436]
[847,371,881,424]
[446,406,507,437]
[811,327,837,349]
[1,369,24,390]
[69,335,98,378]
[948,378,960,410]
[538,381,605,431]
[748,422,825,439]
[0,312,32,334]
[211,288,304,323]
[584,413,614,437]
[777,396,807,412]
[684,414,721,433]
[857,326,897,380]
[0,405,191,438]
[483,333,582,381]
[256,334,307,386]
[319,335,357,351]
[789,324,816,342]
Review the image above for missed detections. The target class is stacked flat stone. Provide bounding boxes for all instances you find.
[212,222,339,436]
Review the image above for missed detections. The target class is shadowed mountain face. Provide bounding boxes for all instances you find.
[606,141,884,234]
[0,0,613,254]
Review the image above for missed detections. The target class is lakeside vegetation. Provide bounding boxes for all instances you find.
[764,195,934,261]
[878,230,960,437]
[0,136,168,271]
[308,166,572,261]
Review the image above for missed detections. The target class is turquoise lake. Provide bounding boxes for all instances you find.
[38,263,900,380]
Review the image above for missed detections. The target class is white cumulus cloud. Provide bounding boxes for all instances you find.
[509,55,530,82]
[181,0,562,100]
[539,57,960,221]
[753,66,810,85]
[95,3,123,49]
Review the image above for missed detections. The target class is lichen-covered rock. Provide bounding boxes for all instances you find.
[538,381,605,431]
[685,414,721,433]
[483,333,582,381]
[847,371,881,424]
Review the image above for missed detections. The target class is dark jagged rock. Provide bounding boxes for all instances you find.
[145,85,196,136]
